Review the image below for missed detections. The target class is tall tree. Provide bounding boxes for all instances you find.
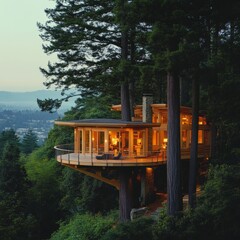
[0,140,33,239]
[21,129,39,154]
[167,73,182,215]
[189,76,199,208]
[146,0,188,215]
[38,0,122,111]
[38,0,153,112]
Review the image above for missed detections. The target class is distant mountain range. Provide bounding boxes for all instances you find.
[0,90,77,112]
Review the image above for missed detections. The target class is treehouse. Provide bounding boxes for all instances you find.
[54,94,211,210]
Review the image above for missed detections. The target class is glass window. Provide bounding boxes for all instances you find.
[198,130,203,144]
[85,130,90,153]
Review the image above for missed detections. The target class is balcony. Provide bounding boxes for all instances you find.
[54,144,167,167]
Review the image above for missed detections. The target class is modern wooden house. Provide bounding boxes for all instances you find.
[54,94,211,212]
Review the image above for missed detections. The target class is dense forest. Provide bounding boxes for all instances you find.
[1,0,240,239]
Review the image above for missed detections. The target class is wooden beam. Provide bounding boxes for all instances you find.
[62,164,120,190]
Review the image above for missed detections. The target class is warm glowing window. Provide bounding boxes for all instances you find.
[109,131,120,149]
[198,130,203,144]
[161,113,167,124]
[199,116,207,125]
[182,115,191,125]
[182,130,187,148]
[85,130,90,153]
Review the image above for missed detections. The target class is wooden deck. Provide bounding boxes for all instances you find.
[55,145,210,168]
[56,153,167,167]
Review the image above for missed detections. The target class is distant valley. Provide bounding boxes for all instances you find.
[0,90,78,144]
[0,90,77,111]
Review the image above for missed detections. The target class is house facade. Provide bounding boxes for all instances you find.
[54,95,211,208]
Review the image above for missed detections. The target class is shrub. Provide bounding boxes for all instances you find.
[101,217,154,240]
[50,212,117,240]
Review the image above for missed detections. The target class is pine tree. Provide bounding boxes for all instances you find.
[0,141,32,240]
[21,129,38,154]
[37,0,122,111]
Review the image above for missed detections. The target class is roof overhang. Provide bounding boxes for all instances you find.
[55,118,160,128]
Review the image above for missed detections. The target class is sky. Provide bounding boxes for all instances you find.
[0,0,56,92]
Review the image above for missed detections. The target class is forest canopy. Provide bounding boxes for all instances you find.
[1,0,240,239]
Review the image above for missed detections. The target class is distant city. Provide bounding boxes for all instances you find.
[0,90,77,144]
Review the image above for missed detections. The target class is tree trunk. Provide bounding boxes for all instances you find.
[119,168,132,222]
[120,0,131,122]
[121,83,131,121]
[167,72,182,216]
[188,76,199,208]
[119,0,132,222]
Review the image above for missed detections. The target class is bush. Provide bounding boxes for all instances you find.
[101,217,154,240]
[50,212,117,240]
[152,164,240,240]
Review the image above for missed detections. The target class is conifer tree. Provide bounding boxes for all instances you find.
[0,140,32,239]
[38,0,122,111]
[21,129,39,154]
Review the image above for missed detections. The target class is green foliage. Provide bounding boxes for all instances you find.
[208,77,240,162]
[65,95,121,120]
[50,212,117,240]
[152,164,240,240]
[77,176,118,214]
[191,164,240,240]
[0,138,34,240]
[39,124,73,159]
[24,150,62,239]
[21,129,38,154]
[59,168,84,215]
[102,217,154,240]
[0,129,20,155]
[60,168,118,217]
[0,143,26,194]
[38,0,122,111]
[0,195,36,240]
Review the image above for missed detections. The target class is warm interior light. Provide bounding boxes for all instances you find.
[111,137,119,145]
[146,167,153,174]
[137,138,142,145]
[162,138,168,149]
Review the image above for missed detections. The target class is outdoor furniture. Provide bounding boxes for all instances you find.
[96,153,114,160]
[113,152,122,160]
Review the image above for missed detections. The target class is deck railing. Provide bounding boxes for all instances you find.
[54,144,167,166]
[54,144,210,167]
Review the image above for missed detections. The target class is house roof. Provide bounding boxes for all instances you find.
[112,103,192,113]
[55,118,160,128]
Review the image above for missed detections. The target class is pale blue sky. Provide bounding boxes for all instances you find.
[0,0,56,92]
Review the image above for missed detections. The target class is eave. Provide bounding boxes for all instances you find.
[55,118,160,128]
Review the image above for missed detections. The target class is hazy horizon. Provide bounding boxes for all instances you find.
[0,0,56,92]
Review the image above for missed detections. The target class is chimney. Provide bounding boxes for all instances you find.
[142,93,153,123]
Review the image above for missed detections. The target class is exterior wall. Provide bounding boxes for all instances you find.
[73,127,150,157]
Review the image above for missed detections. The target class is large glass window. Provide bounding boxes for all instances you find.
[133,130,145,156]
[79,130,82,153]
[85,130,90,153]
[198,130,203,144]
[182,130,187,148]
[109,130,120,154]
[92,131,105,154]
[121,131,129,156]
